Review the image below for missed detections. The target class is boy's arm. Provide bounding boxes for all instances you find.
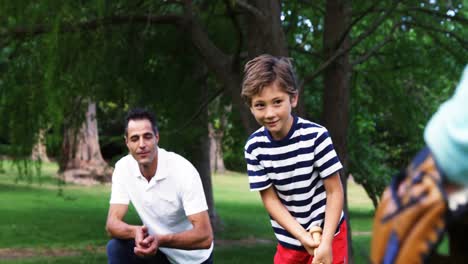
[313,172,344,264]
[260,185,319,254]
[321,172,344,244]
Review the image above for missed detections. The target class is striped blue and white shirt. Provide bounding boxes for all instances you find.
[244,116,344,250]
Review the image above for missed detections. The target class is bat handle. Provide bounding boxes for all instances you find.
[308,226,323,256]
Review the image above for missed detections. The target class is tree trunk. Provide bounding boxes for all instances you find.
[191,89,223,232]
[184,0,290,231]
[208,123,226,174]
[208,104,230,174]
[31,129,50,162]
[245,0,288,57]
[323,0,353,262]
[60,100,112,184]
[194,125,223,232]
[186,0,287,135]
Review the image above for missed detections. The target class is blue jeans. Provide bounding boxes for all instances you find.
[106,238,213,264]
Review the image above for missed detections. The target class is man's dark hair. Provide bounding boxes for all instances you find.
[125,108,158,136]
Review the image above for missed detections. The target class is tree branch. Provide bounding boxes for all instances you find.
[405,21,468,49]
[301,4,400,87]
[173,87,225,134]
[283,4,299,35]
[351,23,399,66]
[2,7,236,90]
[299,48,342,87]
[290,28,315,57]
[290,45,322,60]
[234,0,264,18]
[297,0,325,15]
[336,0,400,56]
[341,0,400,50]
[223,0,243,69]
[2,14,186,40]
[181,2,234,84]
[301,1,401,87]
[344,1,381,45]
[406,7,468,24]
[356,6,468,25]
[426,31,466,65]
[3,3,236,77]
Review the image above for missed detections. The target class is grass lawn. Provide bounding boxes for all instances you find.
[0,161,375,263]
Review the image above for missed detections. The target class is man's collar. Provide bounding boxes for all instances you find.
[130,147,167,181]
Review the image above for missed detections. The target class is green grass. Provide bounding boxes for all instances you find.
[0,161,376,263]
[214,244,275,263]
[212,171,274,241]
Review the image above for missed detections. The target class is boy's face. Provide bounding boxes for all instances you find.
[250,82,298,140]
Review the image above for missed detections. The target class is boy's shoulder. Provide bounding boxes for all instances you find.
[246,126,266,141]
[244,126,267,151]
[296,116,328,133]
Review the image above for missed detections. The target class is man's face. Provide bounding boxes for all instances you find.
[125,119,159,167]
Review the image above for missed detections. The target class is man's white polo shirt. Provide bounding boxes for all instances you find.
[110,147,213,264]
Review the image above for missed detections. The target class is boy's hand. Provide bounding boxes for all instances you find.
[312,243,332,264]
[299,233,320,256]
[309,226,322,256]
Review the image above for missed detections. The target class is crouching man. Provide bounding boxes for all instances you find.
[106,108,214,264]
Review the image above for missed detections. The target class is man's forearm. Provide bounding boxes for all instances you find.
[158,228,213,250]
[106,219,139,240]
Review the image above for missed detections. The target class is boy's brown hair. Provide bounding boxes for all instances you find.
[241,54,298,106]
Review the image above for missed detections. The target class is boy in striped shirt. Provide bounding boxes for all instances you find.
[242,54,347,264]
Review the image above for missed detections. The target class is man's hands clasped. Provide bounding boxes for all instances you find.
[134,226,159,257]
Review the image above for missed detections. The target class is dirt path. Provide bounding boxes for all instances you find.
[0,247,84,260]
[0,233,371,260]
[0,239,273,260]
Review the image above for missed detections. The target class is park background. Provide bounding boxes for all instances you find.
[0,1,466,263]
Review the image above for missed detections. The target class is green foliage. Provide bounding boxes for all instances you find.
[96,102,127,163]
[0,0,466,203]
[344,0,465,203]
[0,1,211,164]
[287,0,466,203]
[222,109,250,172]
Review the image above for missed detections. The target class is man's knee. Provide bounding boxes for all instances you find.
[106,238,134,259]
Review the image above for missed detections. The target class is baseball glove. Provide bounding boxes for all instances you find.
[370,148,447,264]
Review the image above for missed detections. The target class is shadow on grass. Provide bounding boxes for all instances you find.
[349,209,374,218]
[0,183,48,193]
